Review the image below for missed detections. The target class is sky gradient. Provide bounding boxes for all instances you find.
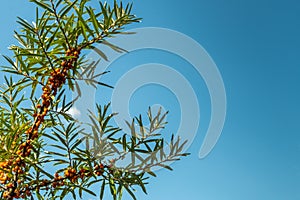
[0,0,299,200]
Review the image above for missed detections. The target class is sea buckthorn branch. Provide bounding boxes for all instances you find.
[25,47,80,141]
[88,106,189,178]
[4,161,125,199]
[0,0,190,199]
[0,47,81,199]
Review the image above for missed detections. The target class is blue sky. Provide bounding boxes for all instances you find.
[0,0,300,200]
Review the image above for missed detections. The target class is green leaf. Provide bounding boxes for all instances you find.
[124,185,137,200]
[109,177,117,199]
[158,163,173,171]
[29,0,53,13]
[90,46,109,61]
[17,17,36,33]
[75,8,94,37]
[59,0,78,18]
[122,134,127,151]
[2,55,16,68]
[102,40,127,53]
[45,151,67,158]
[86,7,101,34]
[52,129,68,147]
[100,179,106,200]
[146,169,156,177]
[46,26,60,50]
[78,185,97,197]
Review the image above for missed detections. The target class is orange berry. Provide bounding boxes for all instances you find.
[16,157,21,163]
[3,191,9,198]
[64,170,69,177]
[52,182,57,188]
[6,182,13,188]
[74,51,79,58]
[96,171,103,176]
[16,150,22,155]
[66,49,71,56]
[13,166,20,171]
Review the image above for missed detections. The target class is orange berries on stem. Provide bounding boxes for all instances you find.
[0,47,82,199]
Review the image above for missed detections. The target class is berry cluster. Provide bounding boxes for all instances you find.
[51,173,64,188]
[0,157,28,199]
[49,163,110,190]
[32,48,81,140]
[36,163,107,191]
[94,163,105,176]
[0,162,10,184]
[64,167,78,183]
[16,140,32,157]
[0,48,81,199]
[0,47,122,199]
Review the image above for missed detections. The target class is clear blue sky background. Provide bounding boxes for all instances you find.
[0,1,300,200]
